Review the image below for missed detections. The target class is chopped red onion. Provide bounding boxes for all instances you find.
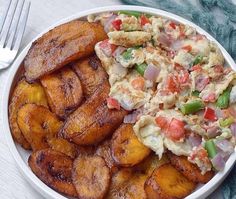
[104,14,117,33]
[215,139,234,154]
[206,126,221,138]
[170,40,183,51]
[144,64,161,81]
[195,74,209,92]
[187,134,202,147]
[112,46,126,57]
[158,33,173,47]
[215,108,223,118]
[230,123,236,137]
[211,153,225,171]
[124,109,142,124]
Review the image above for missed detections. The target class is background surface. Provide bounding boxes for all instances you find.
[0,0,232,198]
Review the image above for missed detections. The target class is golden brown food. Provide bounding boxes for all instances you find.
[72,55,108,98]
[28,149,77,197]
[9,79,48,149]
[144,164,196,199]
[61,81,127,145]
[41,67,83,118]
[167,153,214,184]
[48,137,77,159]
[111,124,151,167]
[96,139,118,174]
[72,155,111,199]
[17,104,62,151]
[24,20,107,81]
[107,168,147,199]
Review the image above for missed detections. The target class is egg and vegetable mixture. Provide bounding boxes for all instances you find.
[89,11,236,174]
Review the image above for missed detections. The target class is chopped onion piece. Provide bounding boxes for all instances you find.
[112,46,126,57]
[124,110,141,124]
[206,126,221,138]
[187,134,202,147]
[104,14,117,33]
[211,153,225,171]
[144,64,160,81]
[230,123,236,137]
[215,139,234,154]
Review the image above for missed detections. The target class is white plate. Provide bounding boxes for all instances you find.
[2,5,236,199]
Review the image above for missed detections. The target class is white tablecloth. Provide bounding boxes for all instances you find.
[0,0,225,198]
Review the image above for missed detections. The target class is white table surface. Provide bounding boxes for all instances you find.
[0,0,229,198]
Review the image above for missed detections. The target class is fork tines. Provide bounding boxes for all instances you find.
[0,0,30,50]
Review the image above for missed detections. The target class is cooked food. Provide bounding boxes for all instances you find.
[9,79,48,149]
[61,81,127,145]
[48,137,77,159]
[41,67,83,118]
[28,149,77,197]
[111,123,151,167]
[144,164,196,199]
[72,55,108,98]
[17,104,62,151]
[72,155,110,199]
[96,139,118,174]
[107,168,147,199]
[168,152,214,183]
[24,20,107,81]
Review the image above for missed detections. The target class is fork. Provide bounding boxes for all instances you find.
[0,0,30,69]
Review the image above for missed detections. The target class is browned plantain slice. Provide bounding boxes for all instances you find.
[167,153,214,184]
[111,124,151,167]
[41,67,83,118]
[72,155,111,199]
[144,164,196,199]
[24,20,107,81]
[17,104,62,151]
[72,55,108,98]
[9,79,48,149]
[48,137,77,159]
[96,139,118,174]
[28,149,77,197]
[61,81,127,145]
[107,168,147,199]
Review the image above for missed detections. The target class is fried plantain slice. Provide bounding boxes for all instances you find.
[24,20,107,81]
[61,81,127,145]
[144,164,196,199]
[9,79,48,149]
[17,104,63,151]
[41,67,83,118]
[167,153,214,184]
[111,124,151,167]
[28,149,77,197]
[96,139,118,174]
[48,137,77,159]
[72,155,111,199]
[72,55,108,98]
[107,168,147,199]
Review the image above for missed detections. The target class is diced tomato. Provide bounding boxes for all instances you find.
[178,70,189,84]
[155,116,169,130]
[204,107,217,121]
[112,19,122,30]
[181,45,192,52]
[131,77,145,91]
[169,21,176,29]
[140,15,150,26]
[166,74,180,93]
[99,39,117,57]
[202,93,216,103]
[166,118,185,141]
[191,64,202,71]
[213,65,224,73]
[106,97,120,110]
[174,62,184,71]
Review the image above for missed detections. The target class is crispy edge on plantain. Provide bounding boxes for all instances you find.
[17,104,62,151]
[72,55,108,98]
[111,124,151,167]
[9,79,48,149]
[24,20,108,81]
[28,149,77,197]
[61,81,127,145]
[144,164,196,199]
[72,155,111,199]
[167,152,214,184]
[41,67,83,118]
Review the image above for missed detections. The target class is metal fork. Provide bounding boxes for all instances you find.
[0,0,30,69]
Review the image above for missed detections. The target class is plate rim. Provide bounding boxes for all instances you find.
[2,5,236,199]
